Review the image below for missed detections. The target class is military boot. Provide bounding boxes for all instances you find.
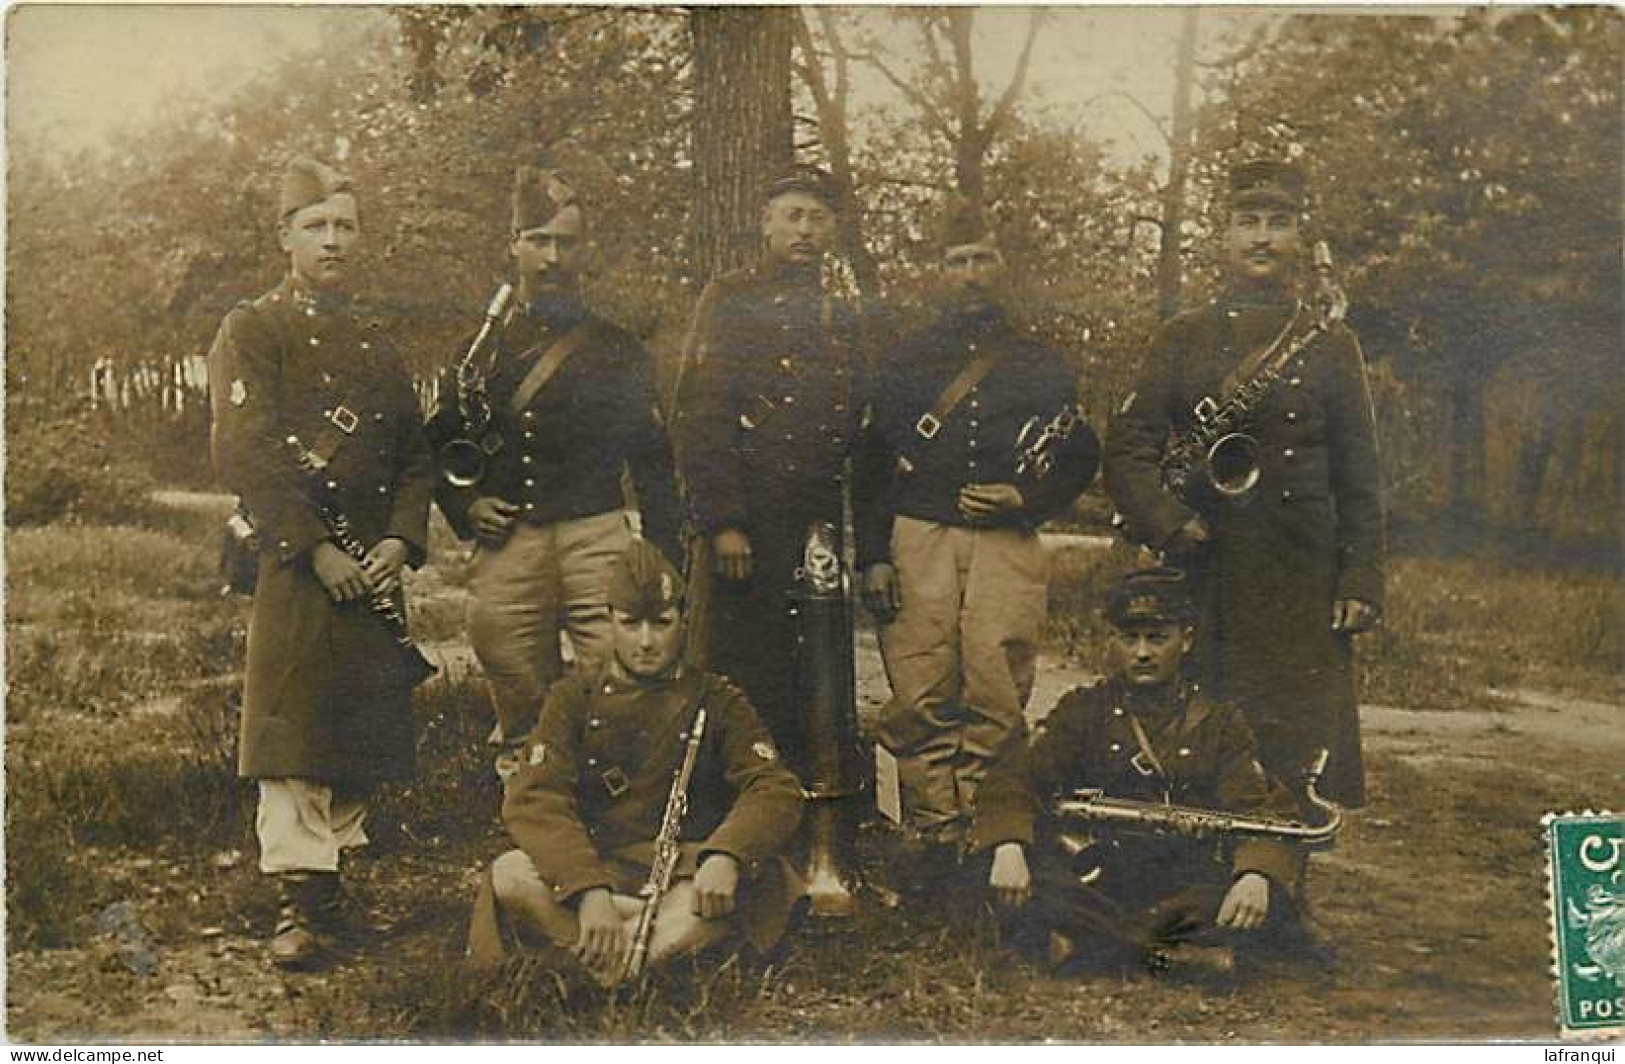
[269,871,339,970]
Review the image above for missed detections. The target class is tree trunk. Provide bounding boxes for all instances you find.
[1446,370,1488,547]
[690,8,794,286]
[1156,8,1199,319]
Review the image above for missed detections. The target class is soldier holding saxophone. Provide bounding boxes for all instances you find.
[426,163,682,764]
[969,569,1330,977]
[466,541,804,985]
[1103,160,1384,810]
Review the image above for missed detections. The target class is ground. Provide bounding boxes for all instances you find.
[5,496,1621,1042]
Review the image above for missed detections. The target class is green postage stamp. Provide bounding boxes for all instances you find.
[1544,811,1624,1039]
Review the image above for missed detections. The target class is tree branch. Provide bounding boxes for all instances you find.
[985,8,1042,139]
[1078,90,1172,146]
[854,50,954,142]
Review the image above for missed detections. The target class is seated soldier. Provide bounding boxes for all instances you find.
[466,539,805,985]
[969,568,1325,976]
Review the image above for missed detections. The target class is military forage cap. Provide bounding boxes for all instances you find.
[762,164,840,209]
[1106,567,1198,629]
[280,157,352,220]
[512,164,582,233]
[1230,159,1306,211]
[606,539,686,621]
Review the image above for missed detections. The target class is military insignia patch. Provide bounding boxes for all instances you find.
[528,743,548,767]
[229,379,248,406]
[752,741,778,761]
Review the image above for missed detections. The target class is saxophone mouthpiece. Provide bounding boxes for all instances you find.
[486,283,514,321]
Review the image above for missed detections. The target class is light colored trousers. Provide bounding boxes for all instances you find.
[256,779,368,874]
[467,511,633,743]
[876,517,1047,830]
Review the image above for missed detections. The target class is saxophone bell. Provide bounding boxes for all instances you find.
[437,437,489,490]
[1203,431,1262,499]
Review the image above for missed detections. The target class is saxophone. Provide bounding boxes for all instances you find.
[283,434,436,687]
[1053,749,1343,854]
[437,284,514,489]
[1160,242,1348,504]
[624,706,709,982]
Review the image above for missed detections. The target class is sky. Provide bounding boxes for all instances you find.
[4,5,1459,170]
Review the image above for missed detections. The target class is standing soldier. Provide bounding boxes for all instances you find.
[466,540,805,984]
[426,165,682,763]
[674,165,863,781]
[969,569,1330,976]
[853,200,1098,846]
[209,157,434,970]
[1103,160,1384,808]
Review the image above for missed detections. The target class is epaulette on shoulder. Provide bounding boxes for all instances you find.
[704,672,749,704]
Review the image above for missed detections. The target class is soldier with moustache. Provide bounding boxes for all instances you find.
[970,569,1316,975]
[674,165,864,778]
[208,158,433,970]
[466,540,805,984]
[1103,161,1384,809]
[853,200,1098,846]
[426,165,682,761]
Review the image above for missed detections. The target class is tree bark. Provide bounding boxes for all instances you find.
[1156,8,1199,319]
[690,7,794,286]
[1446,370,1488,545]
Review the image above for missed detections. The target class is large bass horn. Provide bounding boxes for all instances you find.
[789,521,865,917]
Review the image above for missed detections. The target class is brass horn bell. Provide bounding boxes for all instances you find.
[1203,432,1262,498]
[438,437,489,490]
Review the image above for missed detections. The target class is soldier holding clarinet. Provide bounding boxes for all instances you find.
[208,157,434,971]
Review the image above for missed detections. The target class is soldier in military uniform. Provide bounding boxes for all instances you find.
[466,540,805,984]
[674,165,864,776]
[969,569,1314,974]
[1103,161,1384,808]
[853,200,1098,842]
[426,165,681,756]
[208,158,433,969]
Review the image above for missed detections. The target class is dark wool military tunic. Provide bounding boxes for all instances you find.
[674,263,865,773]
[1103,297,1384,805]
[209,278,432,784]
[852,306,1094,570]
[972,680,1302,890]
[500,665,805,948]
[425,302,681,564]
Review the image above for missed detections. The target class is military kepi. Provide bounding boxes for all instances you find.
[762,163,839,209]
[1106,567,1197,628]
[1229,159,1305,211]
[513,164,581,234]
[606,539,686,620]
[280,157,351,220]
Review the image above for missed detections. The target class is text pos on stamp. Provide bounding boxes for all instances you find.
[1544,810,1624,1040]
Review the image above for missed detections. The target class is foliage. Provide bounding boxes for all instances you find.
[4,405,168,528]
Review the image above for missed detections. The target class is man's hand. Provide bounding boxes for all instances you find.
[692,854,740,919]
[362,536,409,595]
[957,483,1025,523]
[989,842,1032,909]
[862,562,902,624]
[713,528,753,581]
[573,888,629,976]
[468,496,520,546]
[1162,514,1211,557]
[1217,871,1270,931]
[1331,598,1380,634]
[311,541,370,603]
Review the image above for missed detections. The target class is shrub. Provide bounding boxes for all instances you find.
[5,406,165,528]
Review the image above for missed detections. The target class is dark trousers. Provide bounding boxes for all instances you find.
[1003,836,1300,966]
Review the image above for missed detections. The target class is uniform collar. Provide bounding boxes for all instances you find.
[1220,285,1296,313]
[938,302,1009,338]
[284,275,349,316]
[601,659,685,694]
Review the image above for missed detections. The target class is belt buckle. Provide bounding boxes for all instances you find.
[914,413,942,440]
[328,404,359,435]
[600,766,630,798]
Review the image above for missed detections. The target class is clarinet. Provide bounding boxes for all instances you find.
[624,707,709,982]
[283,434,436,687]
